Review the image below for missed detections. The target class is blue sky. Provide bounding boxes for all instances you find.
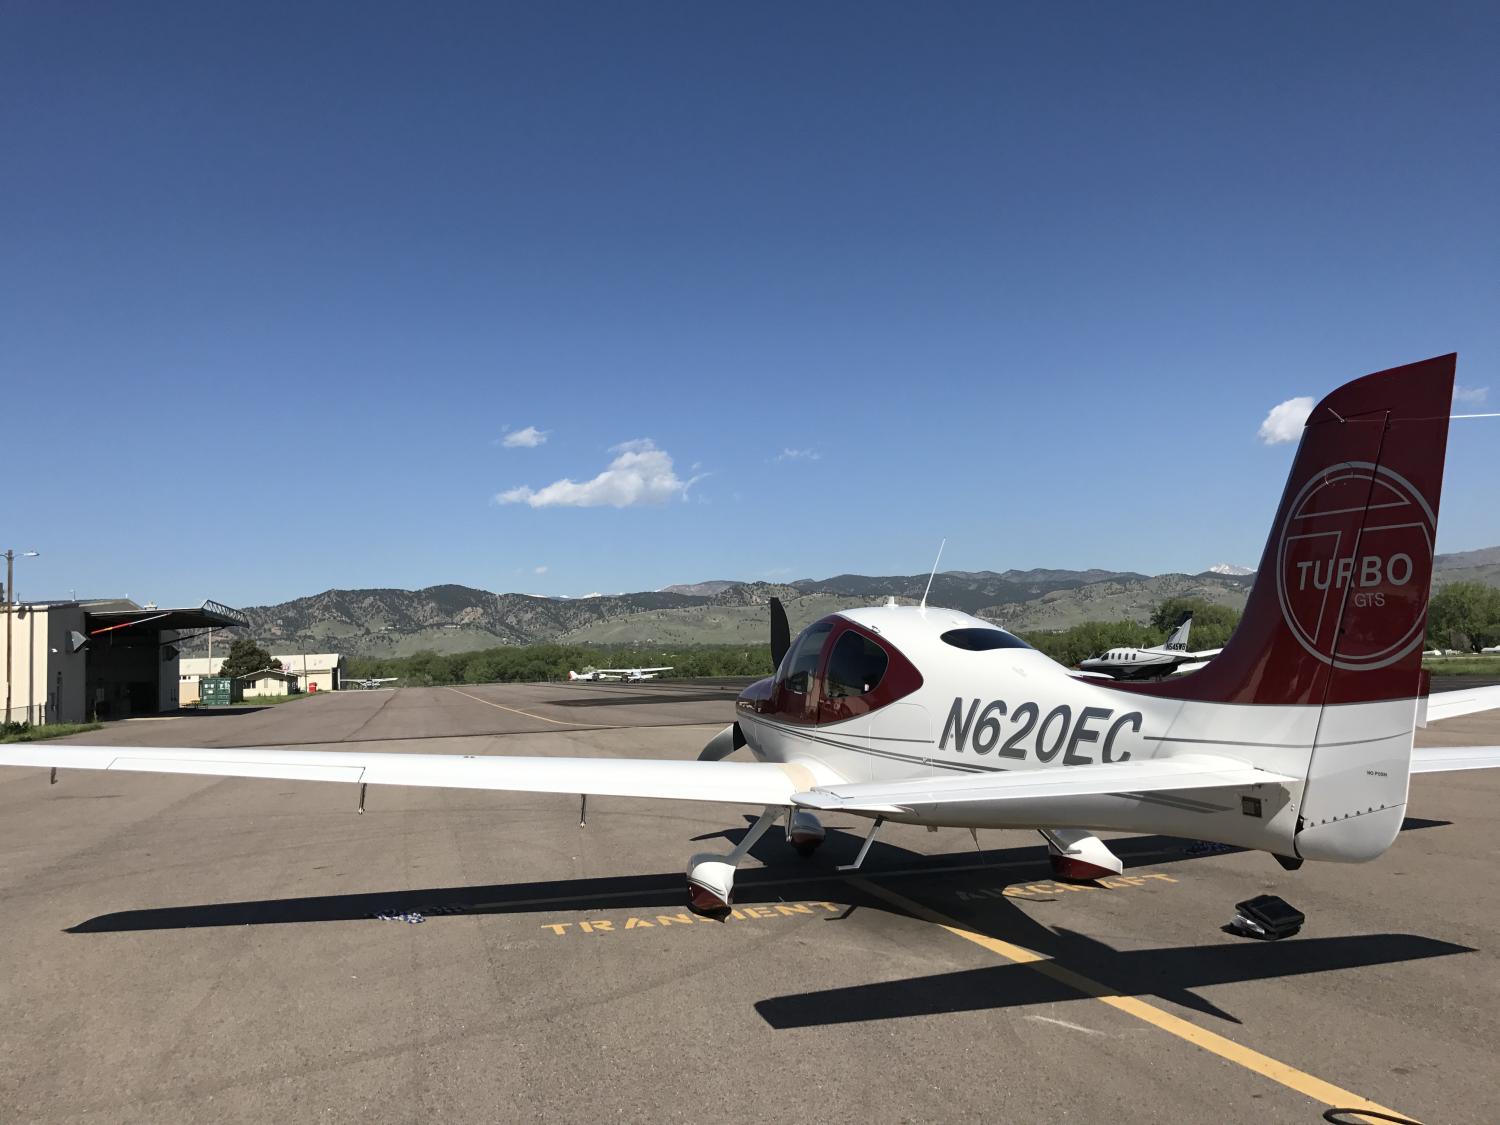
[3,2,1497,608]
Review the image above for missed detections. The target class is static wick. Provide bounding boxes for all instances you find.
[579,794,587,827]
[357,782,367,815]
[50,766,58,786]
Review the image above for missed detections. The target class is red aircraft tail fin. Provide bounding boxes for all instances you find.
[1151,354,1455,708]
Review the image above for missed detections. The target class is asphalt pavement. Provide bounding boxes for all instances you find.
[1,683,1496,1123]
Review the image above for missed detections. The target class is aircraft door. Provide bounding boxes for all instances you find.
[770,620,834,725]
[818,624,928,782]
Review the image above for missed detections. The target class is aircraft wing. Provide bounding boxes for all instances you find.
[594,667,672,674]
[792,755,1298,815]
[1185,647,1224,660]
[0,744,816,807]
[1420,685,1500,725]
[1410,746,1500,773]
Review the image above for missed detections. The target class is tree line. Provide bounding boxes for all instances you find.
[319,584,1500,689]
[345,644,776,686]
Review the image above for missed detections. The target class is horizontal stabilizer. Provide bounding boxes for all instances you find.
[0,744,814,807]
[793,755,1297,814]
[1410,746,1500,774]
[1170,660,1212,676]
[1421,685,1500,726]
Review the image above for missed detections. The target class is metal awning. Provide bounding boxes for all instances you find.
[86,599,248,636]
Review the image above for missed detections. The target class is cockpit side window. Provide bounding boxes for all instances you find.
[777,622,833,695]
[824,631,889,699]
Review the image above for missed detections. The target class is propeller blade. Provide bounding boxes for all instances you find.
[770,597,791,667]
[697,722,746,762]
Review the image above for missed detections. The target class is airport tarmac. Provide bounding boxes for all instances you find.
[1,681,1497,1124]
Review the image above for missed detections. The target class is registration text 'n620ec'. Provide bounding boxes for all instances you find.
[939,699,1143,764]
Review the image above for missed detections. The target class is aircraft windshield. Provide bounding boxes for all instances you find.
[778,622,833,694]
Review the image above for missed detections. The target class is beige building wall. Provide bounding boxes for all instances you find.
[275,653,343,693]
[241,672,293,698]
[180,652,343,694]
[2,604,89,725]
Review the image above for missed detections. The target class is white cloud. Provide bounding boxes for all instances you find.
[497,439,701,508]
[501,425,549,448]
[774,448,821,462]
[533,565,548,574]
[1454,385,1489,406]
[1257,396,1315,445]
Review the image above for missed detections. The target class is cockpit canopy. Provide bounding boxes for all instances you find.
[754,614,922,725]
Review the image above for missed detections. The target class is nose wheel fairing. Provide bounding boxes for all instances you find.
[687,806,783,913]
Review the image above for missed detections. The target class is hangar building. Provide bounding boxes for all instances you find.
[3,599,248,725]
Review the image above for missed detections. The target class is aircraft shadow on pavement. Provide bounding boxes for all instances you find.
[65,814,1468,1024]
[67,816,1450,939]
[64,825,1198,934]
[752,928,1475,1030]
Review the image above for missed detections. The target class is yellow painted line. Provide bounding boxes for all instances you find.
[852,877,1418,1125]
[445,686,577,727]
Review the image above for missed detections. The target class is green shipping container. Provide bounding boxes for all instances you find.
[199,677,242,706]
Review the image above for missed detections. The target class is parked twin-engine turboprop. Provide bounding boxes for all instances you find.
[5,354,1499,932]
[1075,613,1224,680]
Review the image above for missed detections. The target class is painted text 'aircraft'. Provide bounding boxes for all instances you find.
[5,355,1499,929]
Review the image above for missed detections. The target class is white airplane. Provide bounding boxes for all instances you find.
[345,677,399,690]
[1076,614,1225,680]
[568,666,673,682]
[5,354,1499,934]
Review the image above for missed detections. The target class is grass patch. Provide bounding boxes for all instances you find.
[0,721,104,743]
[186,692,315,709]
[1422,655,1500,676]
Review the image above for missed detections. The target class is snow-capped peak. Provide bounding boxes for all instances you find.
[1208,562,1255,576]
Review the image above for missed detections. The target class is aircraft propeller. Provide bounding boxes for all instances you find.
[770,596,790,667]
[697,596,788,762]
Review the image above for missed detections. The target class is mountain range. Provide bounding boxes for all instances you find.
[183,547,1499,658]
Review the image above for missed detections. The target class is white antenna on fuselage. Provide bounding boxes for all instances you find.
[920,538,947,610]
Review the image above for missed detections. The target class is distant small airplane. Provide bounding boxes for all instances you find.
[345,677,399,690]
[1076,614,1224,680]
[568,666,673,683]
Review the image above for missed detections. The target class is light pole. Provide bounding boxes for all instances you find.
[296,634,314,692]
[4,549,40,725]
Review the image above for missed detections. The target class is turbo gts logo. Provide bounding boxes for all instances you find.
[939,698,1142,763]
[1275,461,1435,671]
